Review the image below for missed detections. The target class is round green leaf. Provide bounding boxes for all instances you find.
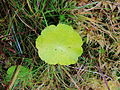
[7,65,29,80]
[36,24,83,65]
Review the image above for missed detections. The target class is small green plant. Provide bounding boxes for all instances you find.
[6,65,30,81]
[36,24,83,65]
[5,65,31,89]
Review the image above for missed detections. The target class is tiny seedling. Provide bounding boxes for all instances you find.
[36,24,83,65]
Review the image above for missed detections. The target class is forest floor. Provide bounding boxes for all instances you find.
[0,0,120,90]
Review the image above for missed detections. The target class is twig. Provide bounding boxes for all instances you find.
[97,66,110,90]
[61,66,80,90]
[16,14,39,36]
[67,66,112,80]
[6,65,21,90]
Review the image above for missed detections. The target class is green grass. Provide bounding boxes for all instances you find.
[0,0,120,89]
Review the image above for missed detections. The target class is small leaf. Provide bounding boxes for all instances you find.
[7,65,30,81]
[36,24,83,65]
[98,48,105,54]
